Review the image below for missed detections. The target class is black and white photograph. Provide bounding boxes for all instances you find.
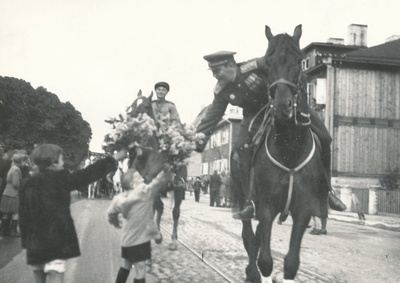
[0,1,399,282]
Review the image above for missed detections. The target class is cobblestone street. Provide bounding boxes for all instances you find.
[1,192,399,282]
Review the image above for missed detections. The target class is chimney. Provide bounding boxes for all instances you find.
[347,24,368,47]
[327,38,344,45]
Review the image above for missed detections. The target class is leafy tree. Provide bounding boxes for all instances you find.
[379,171,400,190]
[0,76,92,169]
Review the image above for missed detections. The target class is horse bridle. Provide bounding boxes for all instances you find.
[269,73,311,127]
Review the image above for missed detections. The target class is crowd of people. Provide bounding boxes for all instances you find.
[0,149,29,237]
[186,170,231,207]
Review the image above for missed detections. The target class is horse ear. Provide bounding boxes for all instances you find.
[137,89,142,97]
[293,25,302,44]
[148,91,154,101]
[265,25,273,41]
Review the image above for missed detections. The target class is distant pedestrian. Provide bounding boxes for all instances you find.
[309,198,328,235]
[19,144,126,283]
[352,192,366,221]
[209,170,221,207]
[309,215,322,235]
[108,166,171,283]
[193,176,202,202]
[202,177,209,195]
[0,150,13,219]
[219,171,230,207]
[0,150,28,237]
[187,177,194,196]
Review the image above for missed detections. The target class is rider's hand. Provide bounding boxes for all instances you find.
[113,149,128,161]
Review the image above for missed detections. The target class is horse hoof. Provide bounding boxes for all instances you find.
[168,241,178,251]
[245,266,261,283]
[155,233,163,244]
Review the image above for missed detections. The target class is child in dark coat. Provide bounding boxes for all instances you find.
[19,144,127,283]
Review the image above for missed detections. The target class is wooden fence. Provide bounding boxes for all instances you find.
[377,190,400,215]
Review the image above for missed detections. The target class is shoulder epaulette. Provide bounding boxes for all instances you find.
[165,100,175,105]
[239,60,258,74]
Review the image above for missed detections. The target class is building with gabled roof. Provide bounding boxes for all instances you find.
[303,26,400,194]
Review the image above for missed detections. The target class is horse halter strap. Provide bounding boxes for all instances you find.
[264,128,316,222]
[269,72,311,127]
[269,78,297,89]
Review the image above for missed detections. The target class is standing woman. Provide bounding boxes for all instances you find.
[0,150,28,237]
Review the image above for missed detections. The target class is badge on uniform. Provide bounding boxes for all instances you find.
[229,94,236,100]
[240,60,258,73]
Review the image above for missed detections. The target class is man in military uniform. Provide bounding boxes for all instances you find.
[150,81,184,242]
[151,81,181,129]
[195,51,345,221]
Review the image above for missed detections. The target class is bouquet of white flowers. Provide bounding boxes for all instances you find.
[103,113,157,152]
[103,113,205,168]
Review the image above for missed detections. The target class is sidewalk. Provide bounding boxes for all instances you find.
[328,210,400,232]
[192,192,400,232]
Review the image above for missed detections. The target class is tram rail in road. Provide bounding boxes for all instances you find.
[162,203,333,283]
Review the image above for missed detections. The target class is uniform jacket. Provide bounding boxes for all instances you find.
[195,59,269,151]
[151,99,181,126]
[19,156,117,265]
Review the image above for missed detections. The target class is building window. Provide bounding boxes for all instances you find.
[214,132,221,146]
[221,129,229,144]
[316,78,326,104]
[302,58,310,70]
[202,162,209,175]
[205,140,210,150]
[221,159,228,172]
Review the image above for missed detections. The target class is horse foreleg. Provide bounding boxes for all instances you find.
[169,185,184,251]
[153,194,164,244]
[242,220,261,283]
[284,214,311,281]
[257,208,277,283]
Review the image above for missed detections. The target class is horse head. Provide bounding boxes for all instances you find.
[128,89,155,119]
[128,146,163,184]
[262,25,310,126]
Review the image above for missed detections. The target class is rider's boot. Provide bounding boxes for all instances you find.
[321,146,346,211]
[233,199,255,221]
[233,167,256,221]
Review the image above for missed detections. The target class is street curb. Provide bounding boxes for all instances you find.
[186,192,400,232]
[328,215,400,232]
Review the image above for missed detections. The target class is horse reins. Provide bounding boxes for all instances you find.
[264,127,316,222]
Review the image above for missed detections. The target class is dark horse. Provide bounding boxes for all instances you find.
[242,25,326,282]
[127,90,187,251]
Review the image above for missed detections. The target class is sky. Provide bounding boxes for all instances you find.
[1,0,399,152]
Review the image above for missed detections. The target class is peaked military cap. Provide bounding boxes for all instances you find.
[203,51,237,69]
[154,81,170,92]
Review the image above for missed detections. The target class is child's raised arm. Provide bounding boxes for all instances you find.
[145,164,173,197]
